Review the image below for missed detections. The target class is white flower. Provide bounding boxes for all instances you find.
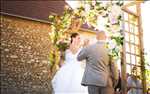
[109,13,118,24]
[108,40,117,49]
[91,0,96,5]
[113,32,122,37]
[85,4,90,12]
[111,5,121,17]
[108,5,122,24]
[111,25,121,32]
[97,15,107,31]
[101,1,110,8]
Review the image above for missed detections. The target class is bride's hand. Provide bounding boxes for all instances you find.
[69,42,78,54]
[72,39,80,49]
[71,40,77,48]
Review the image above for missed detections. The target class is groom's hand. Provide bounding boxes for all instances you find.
[83,39,89,47]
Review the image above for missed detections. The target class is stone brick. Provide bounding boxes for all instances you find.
[1,15,52,94]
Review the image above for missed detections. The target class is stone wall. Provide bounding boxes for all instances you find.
[1,15,52,94]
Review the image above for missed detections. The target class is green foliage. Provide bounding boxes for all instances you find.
[144,54,150,87]
[111,36,124,46]
[56,41,69,52]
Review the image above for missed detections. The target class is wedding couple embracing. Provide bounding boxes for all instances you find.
[52,31,118,94]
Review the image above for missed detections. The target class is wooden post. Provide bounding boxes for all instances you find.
[121,50,127,94]
[120,7,127,93]
[136,2,147,94]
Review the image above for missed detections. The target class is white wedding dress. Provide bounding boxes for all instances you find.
[52,49,88,94]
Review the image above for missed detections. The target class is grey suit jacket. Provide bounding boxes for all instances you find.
[77,41,115,87]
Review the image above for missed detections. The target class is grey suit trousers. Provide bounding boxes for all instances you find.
[88,78,114,94]
[88,86,114,94]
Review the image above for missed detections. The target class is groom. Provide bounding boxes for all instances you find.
[77,31,118,94]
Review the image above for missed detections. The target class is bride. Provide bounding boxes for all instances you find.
[52,33,88,94]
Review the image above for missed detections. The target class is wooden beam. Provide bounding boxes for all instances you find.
[79,28,96,35]
[122,1,138,17]
[122,7,138,17]
[121,16,127,94]
[123,1,136,8]
[136,2,147,94]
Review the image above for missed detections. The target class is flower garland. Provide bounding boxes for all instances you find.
[74,1,124,60]
[48,1,124,69]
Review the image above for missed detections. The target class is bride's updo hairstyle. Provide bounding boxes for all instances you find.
[70,33,79,43]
